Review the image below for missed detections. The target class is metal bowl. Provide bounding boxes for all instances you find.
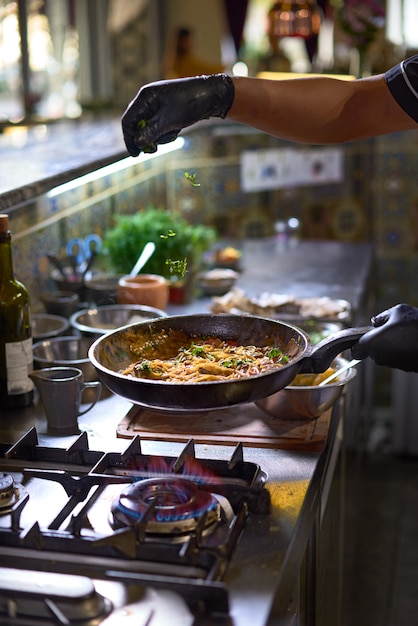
[255,356,357,420]
[31,313,70,341]
[70,304,166,338]
[84,273,123,306]
[40,290,80,317]
[32,336,97,382]
[197,268,239,296]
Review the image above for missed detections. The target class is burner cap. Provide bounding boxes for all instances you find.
[0,473,14,499]
[111,477,220,534]
[0,472,25,515]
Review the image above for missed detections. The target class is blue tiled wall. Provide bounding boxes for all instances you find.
[8,122,418,314]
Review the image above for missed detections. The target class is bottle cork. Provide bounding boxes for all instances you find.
[0,215,9,231]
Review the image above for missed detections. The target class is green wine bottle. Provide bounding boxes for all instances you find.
[0,214,33,408]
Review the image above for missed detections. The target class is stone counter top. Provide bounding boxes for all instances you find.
[0,117,127,210]
[168,238,375,324]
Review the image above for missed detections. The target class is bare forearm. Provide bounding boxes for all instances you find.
[121,57,418,156]
[228,75,417,144]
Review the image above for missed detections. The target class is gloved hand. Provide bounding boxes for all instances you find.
[121,74,235,157]
[351,303,418,372]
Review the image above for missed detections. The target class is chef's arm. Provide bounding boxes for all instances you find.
[228,75,417,144]
[121,56,418,156]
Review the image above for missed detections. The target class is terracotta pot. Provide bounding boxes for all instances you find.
[117,274,169,310]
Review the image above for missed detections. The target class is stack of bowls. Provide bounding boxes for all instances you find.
[31,313,70,341]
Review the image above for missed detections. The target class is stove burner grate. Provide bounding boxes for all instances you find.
[0,428,270,616]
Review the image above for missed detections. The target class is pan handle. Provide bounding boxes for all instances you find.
[298,325,373,374]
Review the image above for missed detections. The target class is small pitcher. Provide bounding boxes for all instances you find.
[29,367,101,436]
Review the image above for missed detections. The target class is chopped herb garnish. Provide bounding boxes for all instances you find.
[136,360,151,372]
[166,258,188,278]
[184,171,200,186]
[191,346,206,357]
[267,348,289,364]
[221,358,244,368]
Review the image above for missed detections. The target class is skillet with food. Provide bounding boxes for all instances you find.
[88,313,370,412]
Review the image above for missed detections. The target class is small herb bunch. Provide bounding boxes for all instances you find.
[333,0,385,49]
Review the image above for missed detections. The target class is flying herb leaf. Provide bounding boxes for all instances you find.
[160,229,177,239]
[184,171,200,187]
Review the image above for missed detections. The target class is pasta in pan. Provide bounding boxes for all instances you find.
[121,328,290,383]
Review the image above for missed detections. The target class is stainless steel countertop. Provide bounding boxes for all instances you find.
[0,384,343,625]
[0,237,372,623]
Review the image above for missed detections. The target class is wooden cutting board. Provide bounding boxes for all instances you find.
[116,403,332,451]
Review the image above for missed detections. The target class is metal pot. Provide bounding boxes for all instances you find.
[88,314,370,412]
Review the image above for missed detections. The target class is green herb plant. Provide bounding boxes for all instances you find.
[103,207,217,280]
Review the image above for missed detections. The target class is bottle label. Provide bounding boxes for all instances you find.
[5,338,34,394]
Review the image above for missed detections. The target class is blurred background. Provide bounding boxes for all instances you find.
[1,0,414,122]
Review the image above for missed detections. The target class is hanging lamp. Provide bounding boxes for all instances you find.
[268,1,322,39]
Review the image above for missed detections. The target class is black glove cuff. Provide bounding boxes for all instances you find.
[209,74,235,119]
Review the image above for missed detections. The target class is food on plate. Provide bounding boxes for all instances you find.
[201,268,238,281]
[211,287,350,320]
[120,327,290,383]
[214,246,241,264]
[290,368,337,387]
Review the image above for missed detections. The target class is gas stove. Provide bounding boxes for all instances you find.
[0,425,303,626]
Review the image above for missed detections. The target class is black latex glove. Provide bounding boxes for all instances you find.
[121,74,235,157]
[351,303,418,372]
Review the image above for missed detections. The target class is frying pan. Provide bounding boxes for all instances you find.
[88,313,371,412]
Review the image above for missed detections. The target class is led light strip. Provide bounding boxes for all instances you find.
[47,137,185,198]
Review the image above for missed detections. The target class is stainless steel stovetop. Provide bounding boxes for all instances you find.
[0,423,317,626]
